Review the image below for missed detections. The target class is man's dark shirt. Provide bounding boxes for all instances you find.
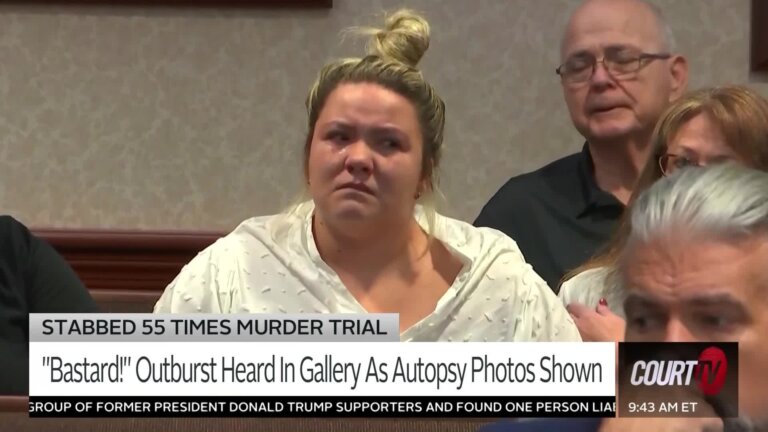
[0,216,98,394]
[474,144,624,292]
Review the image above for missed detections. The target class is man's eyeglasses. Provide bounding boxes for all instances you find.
[556,49,671,84]
[658,153,735,176]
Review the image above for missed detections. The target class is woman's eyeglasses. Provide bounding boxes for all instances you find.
[658,153,735,176]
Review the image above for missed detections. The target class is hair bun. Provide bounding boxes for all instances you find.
[367,9,430,68]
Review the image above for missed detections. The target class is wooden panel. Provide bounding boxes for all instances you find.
[90,289,163,313]
[34,228,223,312]
[0,0,332,7]
[0,396,26,412]
[752,0,768,72]
[1,403,492,431]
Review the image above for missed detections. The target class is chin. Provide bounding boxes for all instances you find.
[330,201,379,221]
[587,123,640,142]
[582,111,637,137]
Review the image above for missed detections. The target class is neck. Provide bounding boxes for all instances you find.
[312,214,425,275]
[588,133,653,205]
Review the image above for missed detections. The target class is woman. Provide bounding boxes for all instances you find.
[559,85,768,341]
[155,10,579,342]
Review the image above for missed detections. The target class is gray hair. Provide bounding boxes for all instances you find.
[626,163,768,248]
[642,0,676,52]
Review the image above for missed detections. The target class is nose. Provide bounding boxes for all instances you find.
[344,139,373,176]
[662,318,696,342]
[589,60,614,88]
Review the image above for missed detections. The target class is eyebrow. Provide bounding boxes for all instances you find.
[623,292,661,313]
[323,121,405,133]
[624,291,747,311]
[321,120,353,130]
[683,293,746,310]
[566,44,636,59]
[321,121,410,143]
[667,146,697,156]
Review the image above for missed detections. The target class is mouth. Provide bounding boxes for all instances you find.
[589,105,625,115]
[336,182,374,195]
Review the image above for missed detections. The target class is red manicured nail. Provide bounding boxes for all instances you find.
[599,298,608,306]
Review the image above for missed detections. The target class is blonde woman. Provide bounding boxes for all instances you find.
[559,85,768,341]
[155,10,579,342]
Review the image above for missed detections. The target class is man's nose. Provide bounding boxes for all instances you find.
[662,319,696,342]
[589,60,614,86]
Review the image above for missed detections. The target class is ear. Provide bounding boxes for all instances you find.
[667,55,689,102]
[303,132,313,184]
[416,176,431,199]
[415,182,424,199]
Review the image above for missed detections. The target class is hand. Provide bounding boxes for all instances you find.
[566,299,625,342]
[599,416,723,432]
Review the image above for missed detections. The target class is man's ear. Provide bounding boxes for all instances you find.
[668,55,689,102]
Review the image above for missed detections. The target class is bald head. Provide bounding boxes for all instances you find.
[561,0,674,60]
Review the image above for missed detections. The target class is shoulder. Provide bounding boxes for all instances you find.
[487,152,583,203]
[0,215,25,231]
[440,216,580,341]
[484,251,581,341]
[435,211,527,264]
[154,213,283,313]
[0,215,97,313]
[475,152,583,228]
[432,211,535,292]
[0,215,44,266]
[0,215,30,245]
[199,211,291,263]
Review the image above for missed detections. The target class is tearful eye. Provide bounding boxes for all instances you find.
[674,157,696,169]
[380,139,400,149]
[326,131,351,144]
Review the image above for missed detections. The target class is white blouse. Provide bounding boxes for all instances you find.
[154,202,581,342]
[558,266,626,319]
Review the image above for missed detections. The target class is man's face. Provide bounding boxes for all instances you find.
[560,0,682,143]
[622,233,768,420]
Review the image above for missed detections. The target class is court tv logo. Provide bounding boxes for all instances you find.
[629,346,728,396]
[618,342,738,418]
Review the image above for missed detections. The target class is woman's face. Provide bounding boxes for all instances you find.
[661,112,745,175]
[307,82,425,231]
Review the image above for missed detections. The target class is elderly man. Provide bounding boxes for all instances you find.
[481,164,768,431]
[475,0,688,290]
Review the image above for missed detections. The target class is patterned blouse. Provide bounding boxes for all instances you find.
[155,201,581,342]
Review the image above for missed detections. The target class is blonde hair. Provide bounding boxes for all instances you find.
[561,85,768,286]
[297,9,445,234]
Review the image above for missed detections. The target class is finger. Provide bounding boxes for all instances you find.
[566,302,590,318]
[596,303,615,315]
